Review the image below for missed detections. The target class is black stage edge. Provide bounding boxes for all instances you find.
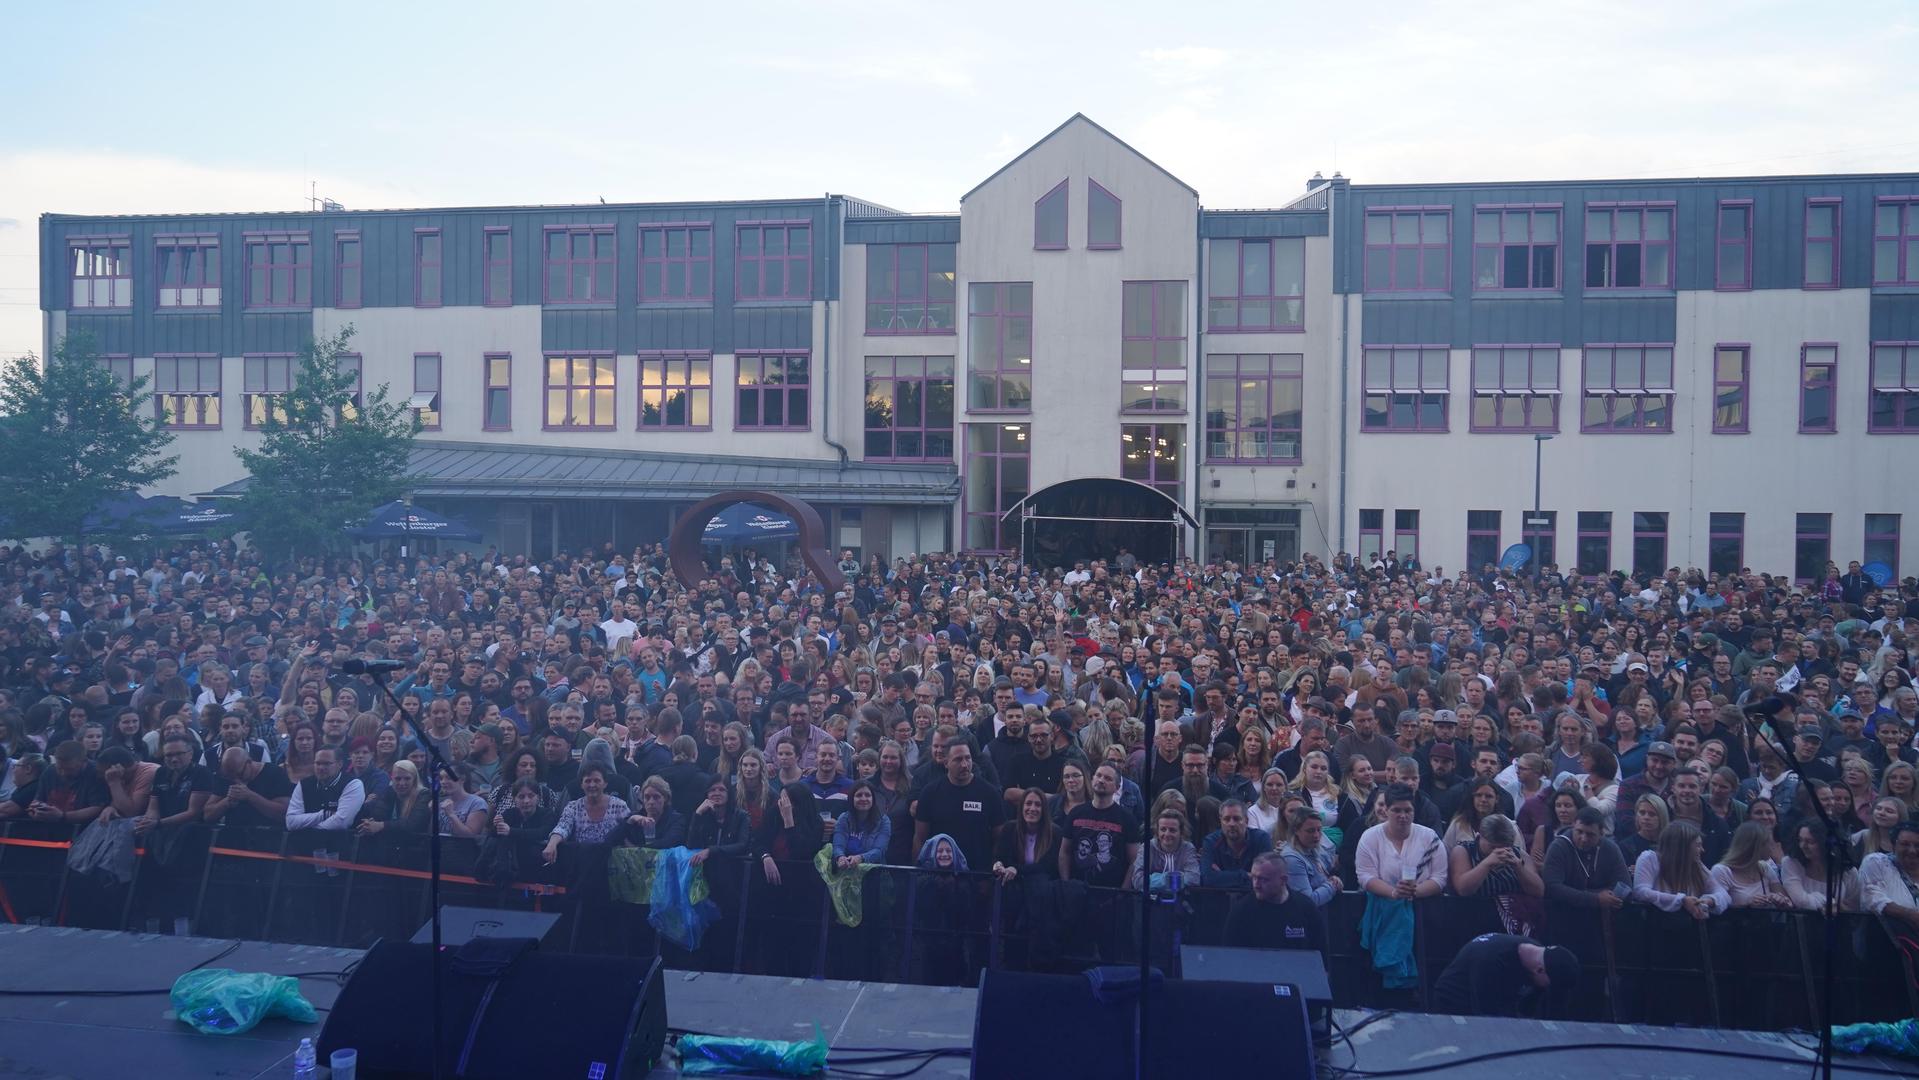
[1,926,1910,1079]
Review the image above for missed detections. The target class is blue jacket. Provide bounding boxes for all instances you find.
[1199,827,1273,888]
[832,813,891,862]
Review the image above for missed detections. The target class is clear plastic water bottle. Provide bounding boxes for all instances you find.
[292,1037,317,1079]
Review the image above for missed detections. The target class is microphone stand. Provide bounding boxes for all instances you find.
[1135,748,1153,1080]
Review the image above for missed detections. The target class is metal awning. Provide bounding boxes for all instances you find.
[1001,477,1199,528]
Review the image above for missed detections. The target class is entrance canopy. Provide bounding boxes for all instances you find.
[1002,477,1196,569]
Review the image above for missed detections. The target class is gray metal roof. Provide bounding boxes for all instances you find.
[206,442,959,503]
[961,113,1199,202]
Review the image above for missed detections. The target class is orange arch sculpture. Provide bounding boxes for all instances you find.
[668,490,846,593]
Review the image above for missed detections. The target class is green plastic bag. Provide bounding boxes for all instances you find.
[170,968,317,1035]
[679,1024,829,1076]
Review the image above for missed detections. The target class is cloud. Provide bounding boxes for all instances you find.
[0,218,19,229]
[752,53,979,94]
[1139,46,1232,83]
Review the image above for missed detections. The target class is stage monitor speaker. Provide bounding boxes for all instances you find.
[318,940,667,1079]
[971,968,1314,1079]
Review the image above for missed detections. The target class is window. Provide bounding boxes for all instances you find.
[1473,207,1559,290]
[1121,281,1187,412]
[863,355,954,462]
[736,222,810,300]
[1087,180,1121,249]
[1364,208,1450,292]
[68,237,131,309]
[1875,197,1919,284]
[1205,353,1303,463]
[543,225,615,304]
[735,352,810,431]
[1207,238,1305,331]
[1712,345,1749,433]
[1581,345,1674,432]
[1871,342,1919,432]
[967,282,1033,412]
[1034,180,1068,250]
[483,353,512,431]
[155,235,220,309]
[154,354,221,429]
[1804,198,1840,289]
[543,353,616,430]
[412,354,441,430]
[640,224,713,303]
[244,233,312,309]
[1716,201,1752,290]
[334,232,362,309]
[414,230,443,307]
[1523,510,1556,570]
[865,244,956,334]
[1709,513,1744,576]
[1466,510,1501,572]
[98,354,134,393]
[1632,512,1668,579]
[1795,513,1832,583]
[1120,424,1184,504]
[1584,205,1674,289]
[1393,510,1420,564]
[964,422,1030,551]
[1469,346,1560,432]
[1358,509,1384,564]
[243,354,295,429]
[1362,346,1449,432]
[1800,344,1838,433]
[1865,514,1901,577]
[638,353,712,430]
[482,227,512,306]
[1576,512,1612,576]
[337,353,362,423]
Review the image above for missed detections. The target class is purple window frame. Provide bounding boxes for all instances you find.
[333,231,362,309]
[1524,510,1556,569]
[1120,423,1185,504]
[1711,344,1750,433]
[863,355,955,463]
[1361,346,1450,432]
[865,243,957,335]
[735,221,811,301]
[154,233,220,310]
[639,223,714,304]
[1874,197,1919,285]
[67,235,132,309]
[482,227,512,307]
[543,224,616,305]
[1864,514,1901,578]
[1800,343,1838,433]
[413,353,442,430]
[1580,344,1674,434]
[967,282,1033,413]
[1576,511,1612,577]
[962,422,1030,552]
[99,354,134,392]
[153,354,221,430]
[483,352,512,431]
[413,229,443,308]
[1466,510,1502,571]
[1392,510,1420,565]
[1795,513,1832,584]
[1207,238,1305,332]
[243,232,312,310]
[242,353,296,430]
[1632,512,1669,578]
[1121,280,1187,414]
[1358,509,1384,563]
[1870,341,1919,432]
[1363,207,1451,293]
[1472,204,1561,291]
[1584,203,1675,290]
[1034,180,1068,251]
[1804,198,1841,289]
[734,351,811,432]
[638,351,713,431]
[1708,513,1744,576]
[543,352,617,431]
[1715,200,1753,291]
[335,353,362,424]
[1087,179,1122,250]
[1204,353,1303,464]
[1468,345,1560,433]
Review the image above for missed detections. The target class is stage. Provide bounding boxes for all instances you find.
[0,924,1908,1079]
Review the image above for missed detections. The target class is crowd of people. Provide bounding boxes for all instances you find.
[2,533,1917,1007]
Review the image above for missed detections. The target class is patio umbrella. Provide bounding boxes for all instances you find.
[346,500,482,542]
[699,503,799,544]
[82,492,185,534]
[154,502,246,534]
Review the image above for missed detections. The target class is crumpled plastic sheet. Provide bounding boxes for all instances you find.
[678,1024,830,1076]
[169,968,317,1035]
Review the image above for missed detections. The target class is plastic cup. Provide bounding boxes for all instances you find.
[330,1048,357,1080]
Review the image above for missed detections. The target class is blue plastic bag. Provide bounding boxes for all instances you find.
[679,1024,829,1076]
[648,846,721,950]
[170,969,317,1035]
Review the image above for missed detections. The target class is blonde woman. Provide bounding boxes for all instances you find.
[1633,820,1730,919]
[1709,820,1790,908]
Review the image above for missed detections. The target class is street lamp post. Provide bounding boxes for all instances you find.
[1531,434,1553,579]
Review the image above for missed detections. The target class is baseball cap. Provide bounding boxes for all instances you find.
[1427,742,1457,761]
[1433,709,1460,726]
[1647,741,1677,759]
[1627,661,1649,674]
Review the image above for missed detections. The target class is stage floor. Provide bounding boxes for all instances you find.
[0,924,1907,1079]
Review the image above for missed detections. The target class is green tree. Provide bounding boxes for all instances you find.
[0,332,178,543]
[235,327,420,557]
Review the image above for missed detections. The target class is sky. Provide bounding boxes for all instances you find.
[4,0,1917,359]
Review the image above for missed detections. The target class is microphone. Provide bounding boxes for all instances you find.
[341,657,407,676]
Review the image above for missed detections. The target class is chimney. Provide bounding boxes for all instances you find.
[1308,171,1325,192]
